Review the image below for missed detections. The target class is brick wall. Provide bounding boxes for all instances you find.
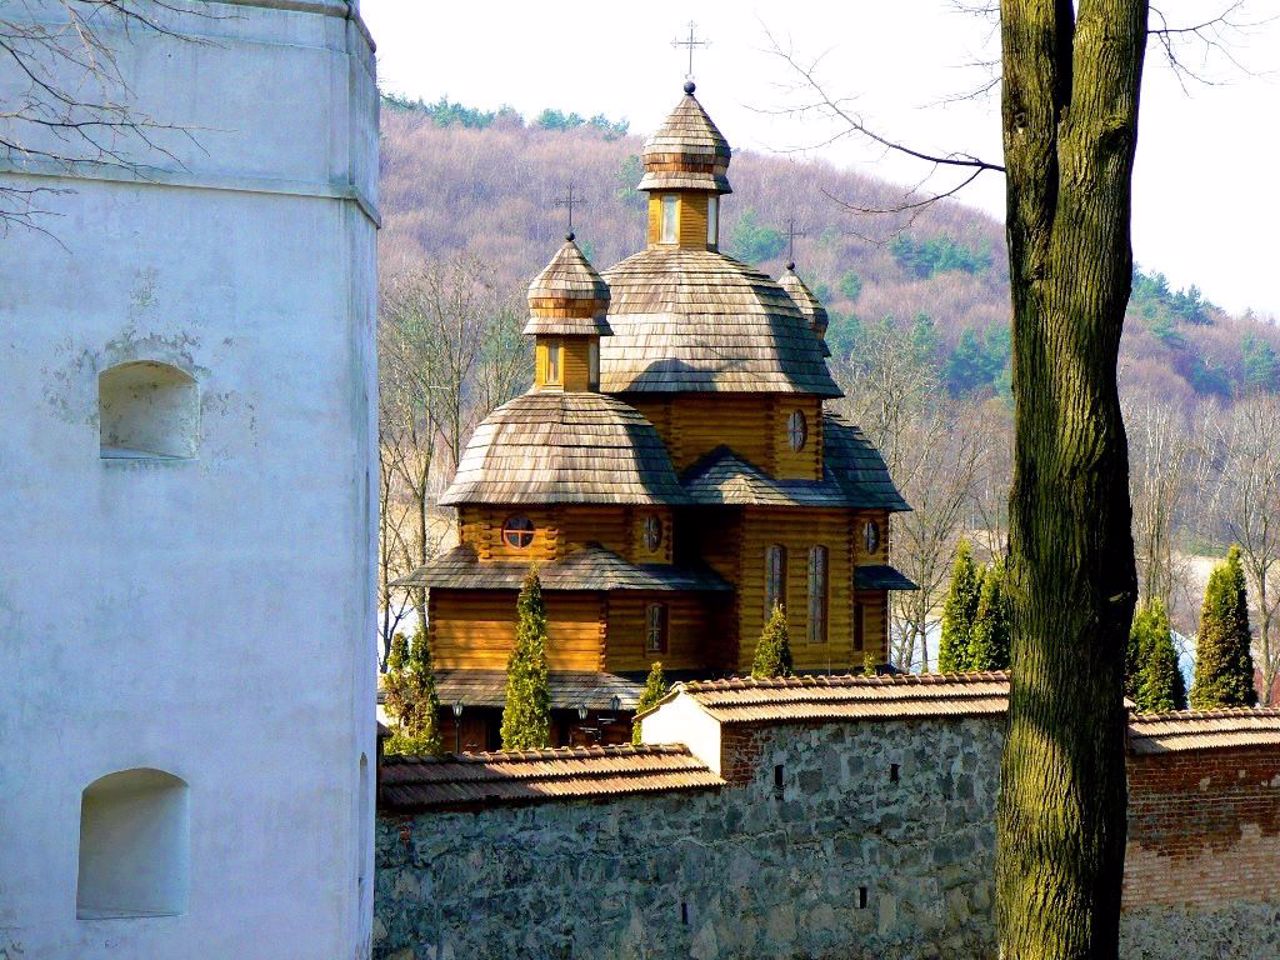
[1125,745,1280,908]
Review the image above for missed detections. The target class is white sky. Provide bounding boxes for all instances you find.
[361,0,1280,317]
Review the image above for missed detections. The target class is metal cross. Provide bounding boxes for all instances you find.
[554,183,585,237]
[786,218,808,266]
[671,21,710,81]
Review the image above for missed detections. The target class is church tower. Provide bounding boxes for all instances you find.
[0,3,378,958]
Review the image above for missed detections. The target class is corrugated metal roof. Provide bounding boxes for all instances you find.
[379,743,723,812]
[662,672,1011,724]
[1128,708,1280,755]
[394,543,732,594]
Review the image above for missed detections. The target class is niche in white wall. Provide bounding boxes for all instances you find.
[99,361,198,460]
[76,768,190,919]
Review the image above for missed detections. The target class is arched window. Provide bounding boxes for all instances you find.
[807,546,829,644]
[863,519,881,555]
[99,361,198,460]
[706,195,719,247]
[787,410,808,452]
[502,516,535,549]
[661,195,678,244]
[77,769,189,919]
[765,544,787,617]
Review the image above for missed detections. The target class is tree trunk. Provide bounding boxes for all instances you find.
[997,2,1145,957]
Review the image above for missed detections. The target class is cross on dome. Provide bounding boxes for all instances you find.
[553,182,585,239]
[671,21,709,85]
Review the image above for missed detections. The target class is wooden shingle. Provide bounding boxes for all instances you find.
[636,88,732,194]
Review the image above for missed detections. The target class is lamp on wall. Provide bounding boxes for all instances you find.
[577,703,589,721]
[452,700,463,754]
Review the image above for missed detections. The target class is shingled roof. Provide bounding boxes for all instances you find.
[429,670,645,711]
[379,744,723,813]
[649,672,1012,725]
[440,393,687,506]
[395,543,732,594]
[524,235,613,338]
[1128,708,1280,755]
[778,264,831,358]
[637,86,732,194]
[600,249,841,396]
[677,414,909,512]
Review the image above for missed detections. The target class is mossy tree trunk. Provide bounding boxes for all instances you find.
[997,2,1146,957]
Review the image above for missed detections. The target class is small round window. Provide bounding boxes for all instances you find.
[643,515,663,552]
[502,516,535,549]
[863,520,881,555]
[787,410,808,452]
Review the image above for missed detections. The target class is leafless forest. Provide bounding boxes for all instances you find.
[376,102,1280,700]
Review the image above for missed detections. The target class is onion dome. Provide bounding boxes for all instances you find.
[637,83,732,195]
[779,263,831,358]
[440,393,688,506]
[523,234,612,337]
[599,249,841,396]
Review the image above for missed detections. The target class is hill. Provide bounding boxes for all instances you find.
[378,97,1280,406]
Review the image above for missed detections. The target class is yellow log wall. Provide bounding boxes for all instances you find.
[430,589,606,672]
[457,505,673,565]
[604,593,729,673]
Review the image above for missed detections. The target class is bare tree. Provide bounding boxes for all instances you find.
[1206,394,1280,704]
[1124,394,1193,610]
[0,0,203,232]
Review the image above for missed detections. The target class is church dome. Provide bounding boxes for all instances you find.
[523,234,612,337]
[440,392,687,506]
[599,248,842,396]
[779,263,831,358]
[636,86,732,195]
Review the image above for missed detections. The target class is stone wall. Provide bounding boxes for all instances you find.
[376,717,1004,960]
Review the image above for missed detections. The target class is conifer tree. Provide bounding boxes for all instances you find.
[970,559,1012,671]
[938,541,983,672]
[501,568,552,750]
[631,660,669,745]
[752,603,793,679]
[382,627,443,756]
[1192,546,1258,709]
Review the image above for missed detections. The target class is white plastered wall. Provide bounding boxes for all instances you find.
[639,693,726,775]
[0,2,378,958]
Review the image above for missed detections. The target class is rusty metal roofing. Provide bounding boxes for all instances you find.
[1128,708,1280,755]
[379,743,723,812]
[660,672,1012,724]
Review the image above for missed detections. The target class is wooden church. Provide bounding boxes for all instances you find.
[400,81,913,750]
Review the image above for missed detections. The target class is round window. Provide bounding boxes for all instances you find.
[643,514,663,552]
[787,410,808,452]
[863,520,881,555]
[502,516,535,549]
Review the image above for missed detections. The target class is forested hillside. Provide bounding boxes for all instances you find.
[378,96,1280,405]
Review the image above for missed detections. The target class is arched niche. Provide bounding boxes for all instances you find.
[76,768,190,919]
[98,361,198,460]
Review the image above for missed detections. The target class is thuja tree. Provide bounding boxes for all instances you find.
[501,569,552,750]
[995,3,1147,956]
[382,627,443,756]
[752,603,793,679]
[938,540,983,672]
[1191,546,1258,709]
[631,661,669,745]
[1129,598,1187,712]
[971,559,1012,671]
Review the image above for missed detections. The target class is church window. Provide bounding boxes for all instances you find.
[76,769,189,919]
[660,195,678,244]
[588,339,600,389]
[502,516,535,549]
[643,514,663,552]
[765,545,787,616]
[807,546,829,643]
[863,519,881,555]
[98,361,198,460]
[544,340,562,385]
[707,195,719,247]
[645,602,668,654]
[787,410,808,452]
